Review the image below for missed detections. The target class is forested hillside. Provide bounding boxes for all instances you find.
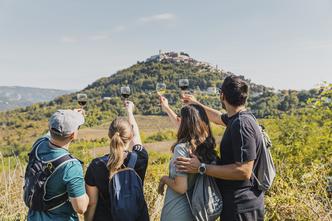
[0,52,320,156]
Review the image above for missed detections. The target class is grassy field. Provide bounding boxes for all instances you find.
[0,114,331,221]
[0,115,178,220]
[78,115,176,140]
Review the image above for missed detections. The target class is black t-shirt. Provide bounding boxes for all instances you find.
[85,144,149,221]
[218,111,264,213]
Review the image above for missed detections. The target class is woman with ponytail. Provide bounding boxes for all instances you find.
[84,101,149,221]
[158,96,218,221]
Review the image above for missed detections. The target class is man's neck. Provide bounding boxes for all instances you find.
[227,105,246,117]
[50,139,70,150]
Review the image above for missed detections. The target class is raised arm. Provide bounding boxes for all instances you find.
[182,94,225,126]
[125,101,142,146]
[159,95,181,128]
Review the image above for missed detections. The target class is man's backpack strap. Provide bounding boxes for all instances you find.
[127,151,137,169]
[44,154,78,209]
[29,137,48,160]
[49,154,75,172]
[24,136,82,211]
[33,137,47,150]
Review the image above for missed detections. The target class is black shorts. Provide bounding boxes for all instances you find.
[221,208,264,221]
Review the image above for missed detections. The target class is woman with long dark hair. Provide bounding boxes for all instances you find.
[84,101,149,221]
[158,97,217,221]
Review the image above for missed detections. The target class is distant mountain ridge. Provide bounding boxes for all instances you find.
[0,86,72,111]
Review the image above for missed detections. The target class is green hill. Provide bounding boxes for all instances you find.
[52,52,318,118]
[0,52,319,155]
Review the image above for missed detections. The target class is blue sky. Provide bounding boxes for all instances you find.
[0,0,331,90]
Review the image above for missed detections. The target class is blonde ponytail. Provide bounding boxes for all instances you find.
[107,132,126,178]
[107,118,133,178]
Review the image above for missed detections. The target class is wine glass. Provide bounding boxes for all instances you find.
[179,79,189,91]
[156,82,167,95]
[179,79,190,103]
[77,93,88,108]
[156,82,166,112]
[120,86,131,100]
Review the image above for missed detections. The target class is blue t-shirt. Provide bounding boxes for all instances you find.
[28,135,86,221]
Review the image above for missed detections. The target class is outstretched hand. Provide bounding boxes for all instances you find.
[175,154,201,174]
[181,94,199,105]
[159,95,169,112]
[124,100,135,113]
[73,108,85,116]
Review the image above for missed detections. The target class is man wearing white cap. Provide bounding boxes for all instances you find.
[25,109,89,221]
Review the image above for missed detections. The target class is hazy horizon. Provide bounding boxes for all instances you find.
[1,0,331,91]
[0,57,329,92]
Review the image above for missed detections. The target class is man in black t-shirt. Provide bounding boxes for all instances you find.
[175,75,264,221]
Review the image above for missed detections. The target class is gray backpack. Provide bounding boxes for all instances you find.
[252,125,276,192]
[186,174,223,221]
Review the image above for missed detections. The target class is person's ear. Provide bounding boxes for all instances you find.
[68,132,75,140]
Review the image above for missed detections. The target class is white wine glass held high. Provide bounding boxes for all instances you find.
[156,82,166,112]
[77,93,88,109]
[156,82,167,96]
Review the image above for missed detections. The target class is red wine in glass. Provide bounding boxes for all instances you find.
[180,85,189,90]
[179,79,189,91]
[120,86,131,100]
[179,79,190,103]
[122,93,130,99]
[77,93,88,108]
[78,100,87,106]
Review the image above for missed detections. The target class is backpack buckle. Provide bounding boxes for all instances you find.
[47,162,54,172]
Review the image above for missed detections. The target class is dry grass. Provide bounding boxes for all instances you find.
[78,115,175,141]
[1,150,332,221]
[90,140,175,157]
[0,153,27,220]
[0,116,331,221]
[0,151,171,221]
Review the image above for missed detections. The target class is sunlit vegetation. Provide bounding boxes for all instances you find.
[0,57,330,220]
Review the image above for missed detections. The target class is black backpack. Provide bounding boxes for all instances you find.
[23,137,76,211]
[100,152,149,221]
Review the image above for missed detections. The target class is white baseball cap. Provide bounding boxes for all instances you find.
[49,110,84,137]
